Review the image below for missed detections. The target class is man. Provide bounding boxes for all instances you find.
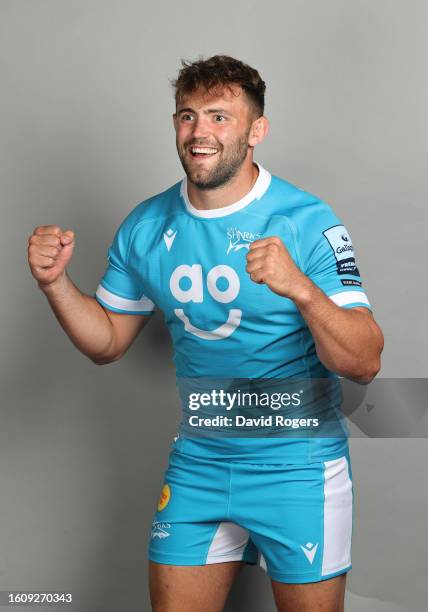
[28,55,384,612]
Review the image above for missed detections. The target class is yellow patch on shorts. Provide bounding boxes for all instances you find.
[157,484,171,511]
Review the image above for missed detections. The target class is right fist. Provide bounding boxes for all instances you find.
[28,225,75,287]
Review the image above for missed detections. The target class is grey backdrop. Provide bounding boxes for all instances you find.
[1,0,427,610]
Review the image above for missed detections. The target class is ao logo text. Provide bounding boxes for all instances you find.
[169,264,241,340]
[170,264,240,304]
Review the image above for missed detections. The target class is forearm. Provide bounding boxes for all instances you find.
[39,273,117,363]
[246,236,383,383]
[293,278,384,383]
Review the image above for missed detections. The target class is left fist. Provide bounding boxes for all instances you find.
[245,236,306,299]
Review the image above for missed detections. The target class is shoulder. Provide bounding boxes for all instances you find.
[262,173,350,270]
[114,181,183,240]
[267,174,341,230]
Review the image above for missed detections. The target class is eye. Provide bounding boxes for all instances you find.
[181,114,194,121]
[215,115,226,122]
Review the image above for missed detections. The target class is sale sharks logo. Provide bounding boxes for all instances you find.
[226,227,262,254]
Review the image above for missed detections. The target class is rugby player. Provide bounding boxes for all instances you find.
[28,55,384,612]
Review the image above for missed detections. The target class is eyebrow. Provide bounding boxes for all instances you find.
[177,107,232,116]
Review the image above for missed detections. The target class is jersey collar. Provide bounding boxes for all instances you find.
[180,162,271,219]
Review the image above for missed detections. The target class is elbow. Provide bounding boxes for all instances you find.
[90,335,124,366]
[91,352,123,366]
[347,356,381,385]
[91,358,111,366]
[348,323,384,385]
[351,372,378,386]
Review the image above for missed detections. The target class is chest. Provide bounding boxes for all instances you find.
[128,215,301,326]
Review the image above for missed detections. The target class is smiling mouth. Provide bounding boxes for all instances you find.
[189,146,219,159]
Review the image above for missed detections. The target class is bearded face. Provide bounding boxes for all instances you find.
[174,86,254,190]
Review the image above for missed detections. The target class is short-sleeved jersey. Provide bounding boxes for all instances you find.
[95,163,371,463]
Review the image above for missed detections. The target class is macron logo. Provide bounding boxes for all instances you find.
[163,228,177,251]
[300,542,319,564]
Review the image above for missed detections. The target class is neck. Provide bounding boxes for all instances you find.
[186,157,259,210]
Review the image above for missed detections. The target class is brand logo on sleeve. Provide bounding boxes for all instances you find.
[323,225,360,277]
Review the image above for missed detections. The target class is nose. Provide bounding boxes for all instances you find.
[191,115,210,140]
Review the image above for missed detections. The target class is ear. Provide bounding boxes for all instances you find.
[172,113,178,131]
[248,116,269,147]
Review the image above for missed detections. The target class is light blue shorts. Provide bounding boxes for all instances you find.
[148,449,353,584]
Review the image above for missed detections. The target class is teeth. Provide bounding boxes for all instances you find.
[191,147,218,155]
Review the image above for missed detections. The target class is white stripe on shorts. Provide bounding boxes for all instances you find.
[322,456,353,576]
[206,521,250,563]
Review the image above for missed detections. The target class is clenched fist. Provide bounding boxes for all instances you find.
[245,236,308,300]
[28,225,75,288]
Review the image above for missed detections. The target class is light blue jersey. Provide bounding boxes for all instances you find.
[95,163,371,463]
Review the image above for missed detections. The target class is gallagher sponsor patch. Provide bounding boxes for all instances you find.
[323,225,360,277]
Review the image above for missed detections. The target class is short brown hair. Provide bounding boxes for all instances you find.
[172,55,266,118]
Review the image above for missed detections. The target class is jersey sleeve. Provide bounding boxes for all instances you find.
[95,210,155,316]
[298,201,372,310]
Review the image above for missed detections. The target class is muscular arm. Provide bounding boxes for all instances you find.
[40,273,150,364]
[29,225,150,365]
[292,278,384,384]
[246,236,384,384]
